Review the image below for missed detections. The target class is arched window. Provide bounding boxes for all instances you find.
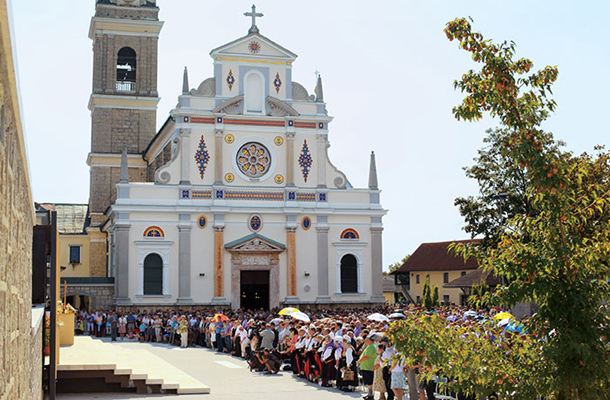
[116,47,137,91]
[143,253,163,295]
[340,254,358,293]
[245,71,264,113]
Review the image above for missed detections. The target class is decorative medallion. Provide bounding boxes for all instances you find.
[225,173,235,183]
[248,214,263,232]
[197,215,207,229]
[340,228,359,240]
[274,136,284,146]
[226,69,235,91]
[143,226,164,238]
[248,41,261,54]
[301,216,312,230]
[194,135,210,179]
[225,134,235,144]
[216,116,223,124]
[236,141,271,178]
[298,140,313,182]
[274,174,284,184]
[274,72,282,93]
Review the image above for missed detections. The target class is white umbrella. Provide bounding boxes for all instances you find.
[291,311,310,323]
[270,317,283,326]
[367,313,390,322]
[388,313,406,319]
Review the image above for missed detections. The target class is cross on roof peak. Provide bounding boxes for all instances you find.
[244,4,264,34]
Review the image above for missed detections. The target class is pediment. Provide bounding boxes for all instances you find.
[225,233,286,253]
[210,33,297,62]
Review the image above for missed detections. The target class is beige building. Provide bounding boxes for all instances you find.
[0,0,44,397]
[396,240,479,305]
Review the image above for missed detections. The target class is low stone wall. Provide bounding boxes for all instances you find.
[30,306,44,400]
[66,284,115,310]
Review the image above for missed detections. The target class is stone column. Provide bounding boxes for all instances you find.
[214,129,223,184]
[114,224,131,305]
[370,226,386,303]
[316,133,327,188]
[316,216,331,302]
[286,132,295,186]
[179,128,191,184]
[177,214,192,304]
[286,227,297,297]
[213,226,225,300]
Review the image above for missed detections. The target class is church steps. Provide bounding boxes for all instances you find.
[58,336,209,395]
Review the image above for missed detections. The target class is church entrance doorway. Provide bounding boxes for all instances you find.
[240,270,269,310]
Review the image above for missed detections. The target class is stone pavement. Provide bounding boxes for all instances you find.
[57,337,367,400]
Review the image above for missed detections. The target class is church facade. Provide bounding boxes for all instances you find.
[90,1,386,309]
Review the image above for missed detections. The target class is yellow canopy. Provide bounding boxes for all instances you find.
[278,307,301,316]
[492,312,514,321]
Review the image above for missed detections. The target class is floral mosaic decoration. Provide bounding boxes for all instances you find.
[299,140,313,182]
[274,73,282,93]
[248,41,261,54]
[226,69,235,91]
[194,135,210,179]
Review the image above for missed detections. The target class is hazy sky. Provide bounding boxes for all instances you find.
[10,1,610,269]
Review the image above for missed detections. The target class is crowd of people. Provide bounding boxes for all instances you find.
[72,304,510,400]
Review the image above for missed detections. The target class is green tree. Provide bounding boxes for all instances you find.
[421,276,431,308]
[385,254,410,275]
[432,285,439,307]
[445,17,610,399]
[454,128,564,248]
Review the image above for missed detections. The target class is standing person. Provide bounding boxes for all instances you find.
[357,336,377,400]
[373,345,386,400]
[389,355,408,400]
[118,314,127,341]
[154,314,163,343]
[177,315,189,348]
[109,312,118,341]
[215,320,224,352]
[260,323,275,350]
[380,337,396,400]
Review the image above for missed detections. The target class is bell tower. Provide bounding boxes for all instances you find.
[87,0,163,277]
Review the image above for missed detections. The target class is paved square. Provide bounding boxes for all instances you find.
[57,337,367,400]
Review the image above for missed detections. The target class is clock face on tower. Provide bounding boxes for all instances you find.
[236,141,271,178]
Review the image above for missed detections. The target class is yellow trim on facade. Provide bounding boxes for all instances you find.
[218,57,289,65]
[89,95,159,110]
[87,153,148,168]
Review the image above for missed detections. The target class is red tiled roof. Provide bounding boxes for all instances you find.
[396,239,480,273]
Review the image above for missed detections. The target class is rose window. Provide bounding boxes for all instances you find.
[236,142,271,178]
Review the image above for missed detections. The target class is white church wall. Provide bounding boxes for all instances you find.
[293,218,318,301]
[189,221,215,303]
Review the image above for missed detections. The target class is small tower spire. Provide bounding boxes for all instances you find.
[314,74,324,102]
[182,66,189,94]
[119,141,129,183]
[368,151,378,189]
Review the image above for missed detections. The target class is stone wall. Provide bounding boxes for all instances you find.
[89,165,146,217]
[0,1,38,398]
[90,108,157,154]
[30,307,44,400]
[67,284,115,310]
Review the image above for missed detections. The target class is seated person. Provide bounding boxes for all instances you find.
[256,348,281,374]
